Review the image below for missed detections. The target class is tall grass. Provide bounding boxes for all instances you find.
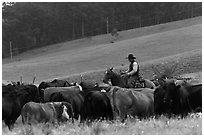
[2,113,201,135]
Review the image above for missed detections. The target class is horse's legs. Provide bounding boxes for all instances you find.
[143,81,146,88]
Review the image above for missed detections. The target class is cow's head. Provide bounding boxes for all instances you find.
[53,102,72,122]
[154,85,171,114]
[163,80,181,107]
[21,85,41,103]
[61,104,70,120]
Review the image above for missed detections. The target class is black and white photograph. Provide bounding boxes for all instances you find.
[2,2,202,135]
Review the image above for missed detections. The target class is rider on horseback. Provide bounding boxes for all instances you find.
[121,54,145,88]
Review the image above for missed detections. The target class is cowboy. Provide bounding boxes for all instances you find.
[121,54,144,88]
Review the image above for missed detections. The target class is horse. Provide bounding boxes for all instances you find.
[103,67,156,89]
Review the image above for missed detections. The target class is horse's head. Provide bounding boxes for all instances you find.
[103,67,127,87]
[103,67,114,84]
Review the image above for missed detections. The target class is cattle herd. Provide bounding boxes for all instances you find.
[2,72,202,131]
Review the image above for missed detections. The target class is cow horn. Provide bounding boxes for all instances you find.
[76,82,83,91]
[20,76,22,84]
[33,75,36,84]
[80,74,83,83]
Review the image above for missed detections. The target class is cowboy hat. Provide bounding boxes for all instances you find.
[125,54,136,59]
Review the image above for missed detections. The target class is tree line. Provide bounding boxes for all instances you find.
[2,2,202,58]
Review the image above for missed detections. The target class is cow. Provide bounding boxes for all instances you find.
[43,83,82,102]
[38,79,72,91]
[187,84,202,112]
[3,84,40,97]
[154,85,171,116]
[38,79,72,101]
[108,86,154,122]
[21,102,74,124]
[44,84,84,119]
[162,80,202,116]
[79,81,100,91]
[80,90,113,122]
[153,79,197,116]
[2,84,40,130]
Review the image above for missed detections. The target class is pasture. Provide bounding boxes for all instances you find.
[2,17,202,134]
[2,17,201,83]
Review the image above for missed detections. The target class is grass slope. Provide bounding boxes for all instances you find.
[2,17,201,83]
[60,49,201,86]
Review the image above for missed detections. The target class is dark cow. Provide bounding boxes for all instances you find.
[38,79,72,91]
[161,80,202,116]
[154,85,171,116]
[154,79,196,116]
[187,84,202,111]
[2,84,40,130]
[81,90,113,122]
[21,102,74,124]
[3,84,40,99]
[44,84,84,119]
[108,86,154,122]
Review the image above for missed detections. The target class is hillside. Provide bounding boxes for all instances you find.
[2,17,202,83]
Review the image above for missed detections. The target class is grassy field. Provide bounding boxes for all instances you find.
[2,17,202,134]
[2,17,201,84]
[2,113,202,135]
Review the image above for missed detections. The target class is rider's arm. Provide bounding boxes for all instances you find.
[127,62,138,76]
[122,67,130,74]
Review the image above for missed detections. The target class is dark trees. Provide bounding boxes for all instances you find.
[2,2,202,58]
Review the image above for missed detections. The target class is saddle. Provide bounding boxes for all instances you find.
[128,75,145,88]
